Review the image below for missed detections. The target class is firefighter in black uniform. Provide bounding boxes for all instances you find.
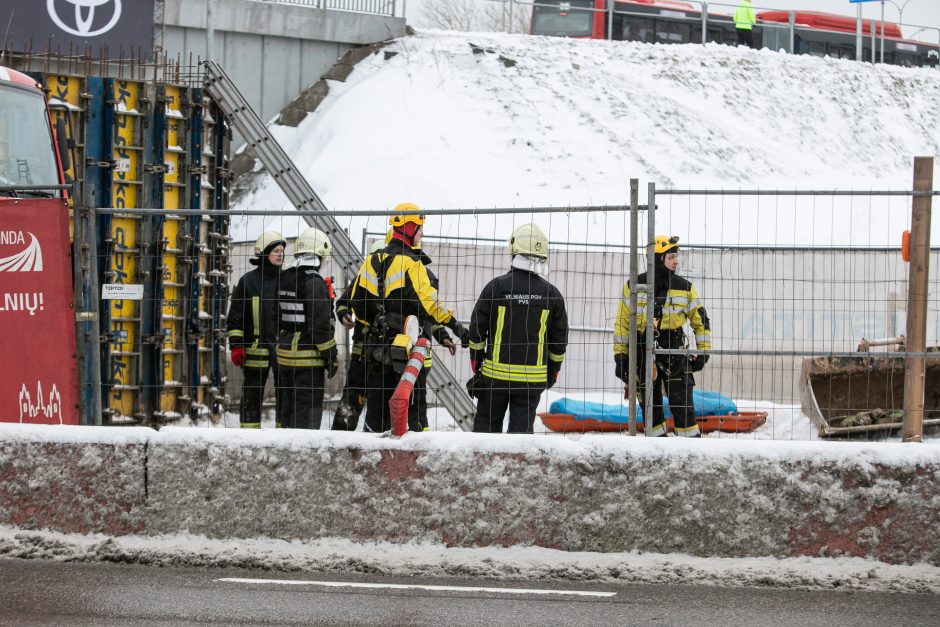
[332,238,385,431]
[468,223,569,434]
[275,227,339,429]
[227,230,285,428]
[347,204,468,433]
[613,235,712,437]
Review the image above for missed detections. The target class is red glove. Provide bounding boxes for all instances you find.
[230,347,246,367]
[470,359,479,374]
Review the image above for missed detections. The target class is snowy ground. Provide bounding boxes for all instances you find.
[2,526,938,594]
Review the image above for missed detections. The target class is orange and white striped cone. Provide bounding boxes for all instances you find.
[388,338,431,437]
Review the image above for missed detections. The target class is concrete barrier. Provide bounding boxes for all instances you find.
[146,428,940,566]
[0,425,152,535]
[2,424,938,565]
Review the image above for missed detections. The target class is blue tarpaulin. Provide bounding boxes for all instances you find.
[548,391,738,424]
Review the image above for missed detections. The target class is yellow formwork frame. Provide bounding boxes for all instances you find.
[109,79,144,420]
[197,94,218,410]
[44,74,83,238]
[160,85,187,415]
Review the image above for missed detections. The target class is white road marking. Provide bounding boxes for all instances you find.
[217,578,616,597]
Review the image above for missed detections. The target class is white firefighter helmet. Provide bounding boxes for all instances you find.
[368,238,386,254]
[254,230,287,256]
[508,223,549,259]
[294,227,332,260]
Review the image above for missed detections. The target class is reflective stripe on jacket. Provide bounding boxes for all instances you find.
[613,271,711,356]
[276,263,336,368]
[226,264,281,368]
[468,267,568,386]
[348,240,454,332]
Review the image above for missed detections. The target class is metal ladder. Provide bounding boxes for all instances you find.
[202,60,477,431]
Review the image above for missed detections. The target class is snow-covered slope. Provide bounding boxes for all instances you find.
[231,30,940,245]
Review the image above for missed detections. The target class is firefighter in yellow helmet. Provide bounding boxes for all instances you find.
[347,203,468,432]
[613,235,712,437]
[467,223,569,433]
[388,228,458,430]
[226,230,286,428]
[275,227,338,429]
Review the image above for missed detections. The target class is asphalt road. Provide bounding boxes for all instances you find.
[0,558,937,626]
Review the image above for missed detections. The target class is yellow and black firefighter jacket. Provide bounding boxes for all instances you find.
[347,239,455,352]
[613,271,711,358]
[335,280,365,362]
[468,267,568,387]
[226,263,282,369]
[276,262,337,368]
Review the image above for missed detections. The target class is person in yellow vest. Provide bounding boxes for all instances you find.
[227,230,285,428]
[347,204,468,432]
[734,0,757,48]
[613,235,711,437]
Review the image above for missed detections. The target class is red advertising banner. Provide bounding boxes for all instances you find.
[0,197,78,424]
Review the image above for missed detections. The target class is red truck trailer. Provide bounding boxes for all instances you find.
[0,65,79,424]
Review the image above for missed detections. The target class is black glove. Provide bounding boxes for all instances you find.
[614,353,629,383]
[546,371,559,390]
[455,325,470,349]
[325,346,339,378]
[466,371,483,399]
[688,353,709,373]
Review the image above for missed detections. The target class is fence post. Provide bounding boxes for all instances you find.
[645,183,656,436]
[607,0,614,40]
[628,179,639,436]
[508,0,514,34]
[788,11,795,54]
[902,156,934,443]
[701,2,708,45]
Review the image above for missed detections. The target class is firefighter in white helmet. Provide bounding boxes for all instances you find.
[467,223,569,433]
[227,230,286,428]
[347,203,468,433]
[275,227,339,429]
[613,235,712,437]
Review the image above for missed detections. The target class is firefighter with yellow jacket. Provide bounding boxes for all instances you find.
[468,224,568,434]
[347,204,468,433]
[614,235,711,437]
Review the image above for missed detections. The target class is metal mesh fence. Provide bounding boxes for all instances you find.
[172,184,937,440]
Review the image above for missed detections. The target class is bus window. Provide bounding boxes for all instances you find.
[655,20,691,44]
[832,45,854,60]
[623,17,655,43]
[531,0,597,37]
[798,39,828,57]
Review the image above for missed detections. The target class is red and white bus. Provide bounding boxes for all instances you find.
[530,0,939,68]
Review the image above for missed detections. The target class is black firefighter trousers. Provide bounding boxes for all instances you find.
[277,366,326,430]
[239,347,277,428]
[473,380,542,434]
[636,354,696,437]
[364,361,422,433]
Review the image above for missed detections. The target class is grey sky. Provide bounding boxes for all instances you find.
[405,0,940,36]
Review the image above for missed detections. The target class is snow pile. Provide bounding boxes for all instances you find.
[231,30,940,246]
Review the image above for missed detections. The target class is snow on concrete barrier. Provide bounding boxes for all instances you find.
[0,424,152,535]
[147,428,940,566]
